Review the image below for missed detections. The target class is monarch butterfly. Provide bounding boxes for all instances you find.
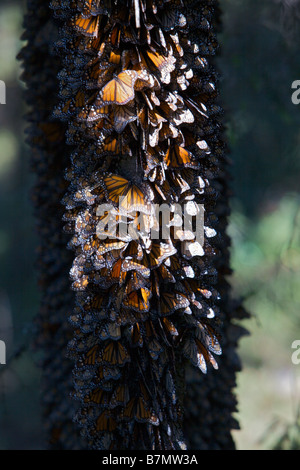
[99,136,120,154]
[160,122,179,142]
[158,263,175,283]
[146,241,177,269]
[95,411,117,432]
[74,34,106,56]
[147,337,164,360]
[167,170,191,196]
[134,68,157,92]
[182,337,207,374]
[110,24,121,48]
[72,13,100,38]
[169,32,184,57]
[195,338,219,371]
[72,275,89,291]
[152,264,175,297]
[93,364,121,386]
[159,292,190,316]
[85,387,105,405]
[122,258,151,279]
[141,49,175,84]
[142,146,164,178]
[74,212,94,235]
[185,97,209,120]
[172,107,195,127]
[131,323,143,347]
[78,0,110,17]
[109,50,122,65]
[123,287,151,312]
[102,341,130,366]
[109,304,140,326]
[126,271,149,294]
[77,292,105,315]
[161,317,178,337]
[96,240,127,256]
[85,62,115,89]
[149,110,167,127]
[98,322,121,341]
[109,258,123,280]
[196,322,222,356]
[102,174,152,214]
[84,344,100,365]
[165,145,198,169]
[121,25,137,44]
[198,287,213,299]
[113,104,137,133]
[123,396,159,425]
[144,319,157,339]
[110,383,130,408]
[143,49,172,71]
[83,235,104,255]
[102,260,128,286]
[54,90,86,119]
[98,70,138,106]
[156,5,179,31]
[62,206,80,223]
[148,125,160,148]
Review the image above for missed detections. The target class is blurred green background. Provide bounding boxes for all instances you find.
[0,0,299,450]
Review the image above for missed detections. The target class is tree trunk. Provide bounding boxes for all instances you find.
[20,0,248,450]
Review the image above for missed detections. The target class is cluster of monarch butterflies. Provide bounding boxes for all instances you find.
[20,0,248,450]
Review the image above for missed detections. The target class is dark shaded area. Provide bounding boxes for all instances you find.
[219,0,300,217]
[0,0,299,449]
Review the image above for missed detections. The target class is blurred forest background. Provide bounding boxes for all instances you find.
[0,0,299,450]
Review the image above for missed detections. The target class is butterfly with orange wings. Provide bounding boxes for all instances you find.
[159,291,190,316]
[164,144,199,169]
[140,48,176,84]
[122,393,159,425]
[182,334,219,374]
[102,341,131,367]
[95,411,117,432]
[123,287,152,313]
[100,174,153,214]
[54,90,87,119]
[113,104,137,133]
[97,70,138,107]
[72,13,101,38]
[78,0,112,17]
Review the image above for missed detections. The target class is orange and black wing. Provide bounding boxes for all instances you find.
[100,71,137,105]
